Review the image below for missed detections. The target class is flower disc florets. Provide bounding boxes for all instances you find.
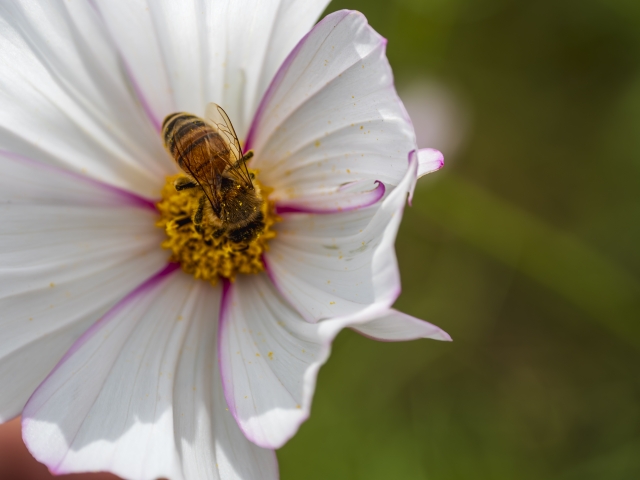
[156,172,278,283]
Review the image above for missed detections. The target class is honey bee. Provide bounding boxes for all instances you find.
[162,103,264,244]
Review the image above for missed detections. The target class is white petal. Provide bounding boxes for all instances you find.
[251,10,420,323]
[247,10,416,202]
[0,153,167,423]
[175,282,279,480]
[275,179,385,214]
[0,2,173,197]
[23,269,277,480]
[93,0,330,137]
[352,309,452,342]
[219,274,351,449]
[264,152,418,323]
[417,148,444,178]
[22,265,185,479]
[219,274,449,450]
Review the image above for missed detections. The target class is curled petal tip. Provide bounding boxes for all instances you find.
[417,148,445,178]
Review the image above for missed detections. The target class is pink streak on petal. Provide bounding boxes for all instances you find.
[88,0,163,132]
[369,30,418,150]
[216,278,284,447]
[0,151,158,211]
[217,278,297,448]
[217,273,314,448]
[48,263,179,375]
[123,63,164,133]
[21,263,180,458]
[245,10,352,151]
[274,181,385,215]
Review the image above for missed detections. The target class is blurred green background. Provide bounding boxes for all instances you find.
[278,0,640,479]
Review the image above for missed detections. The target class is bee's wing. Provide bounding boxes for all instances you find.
[204,102,254,188]
[171,128,222,213]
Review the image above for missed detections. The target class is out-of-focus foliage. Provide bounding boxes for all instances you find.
[279,0,640,479]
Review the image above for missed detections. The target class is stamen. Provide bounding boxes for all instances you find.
[156,172,279,283]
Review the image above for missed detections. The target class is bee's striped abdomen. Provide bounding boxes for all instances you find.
[162,113,230,173]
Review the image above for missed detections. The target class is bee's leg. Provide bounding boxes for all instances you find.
[192,195,206,234]
[173,216,192,228]
[174,176,197,191]
[240,150,254,163]
[233,150,254,170]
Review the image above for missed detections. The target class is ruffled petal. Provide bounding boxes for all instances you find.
[247,10,416,203]
[0,1,172,198]
[93,0,331,137]
[219,274,449,449]
[0,153,167,423]
[264,152,418,323]
[22,269,277,480]
[219,274,349,448]
[352,309,452,342]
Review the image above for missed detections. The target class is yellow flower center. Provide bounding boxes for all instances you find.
[156,172,279,283]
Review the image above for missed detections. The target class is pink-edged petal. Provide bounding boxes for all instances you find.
[93,0,330,137]
[23,269,278,480]
[0,1,172,197]
[417,148,444,178]
[219,274,347,449]
[352,309,452,342]
[264,152,418,323]
[0,152,166,423]
[247,10,417,205]
[219,274,449,450]
[275,179,385,214]
[22,265,184,479]
[252,9,420,316]
[174,281,278,480]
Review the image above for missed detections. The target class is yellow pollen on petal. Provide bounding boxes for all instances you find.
[156,172,279,284]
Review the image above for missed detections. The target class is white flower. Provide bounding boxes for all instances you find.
[0,1,449,479]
